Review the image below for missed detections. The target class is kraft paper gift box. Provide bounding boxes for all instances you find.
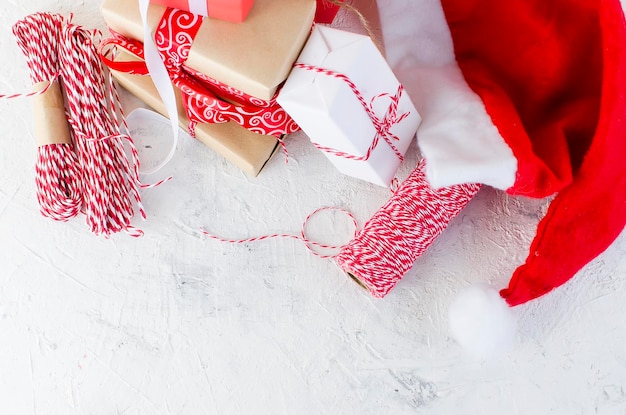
[150,0,255,22]
[112,51,281,177]
[277,25,421,187]
[101,0,316,101]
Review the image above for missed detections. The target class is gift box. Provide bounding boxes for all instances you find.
[277,25,421,187]
[101,0,316,101]
[100,30,300,140]
[150,0,255,22]
[112,51,281,177]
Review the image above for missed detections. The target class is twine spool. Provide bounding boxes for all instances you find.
[202,160,480,298]
[13,13,82,221]
[335,160,482,298]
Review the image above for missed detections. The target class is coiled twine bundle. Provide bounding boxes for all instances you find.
[13,12,81,221]
[59,20,145,236]
[335,160,482,297]
[12,13,147,236]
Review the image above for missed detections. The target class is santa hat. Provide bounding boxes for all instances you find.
[397,0,626,356]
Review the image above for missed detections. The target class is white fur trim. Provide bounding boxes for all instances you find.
[383,0,517,191]
[414,65,518,190]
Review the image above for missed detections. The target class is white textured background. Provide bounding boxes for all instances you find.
[1,1,626,414]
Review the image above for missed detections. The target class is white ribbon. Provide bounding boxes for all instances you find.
[137,0,179,175]
[188,0,209,16]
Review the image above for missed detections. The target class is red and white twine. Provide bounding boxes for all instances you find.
[335,160,482,298]
[12,13,151,237]
[202,207,358,259]
[203,160,480,297]
[13,12,82,222]
[59,21,146,237]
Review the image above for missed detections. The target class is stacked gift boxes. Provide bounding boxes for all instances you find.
[101,0,420,184]
[110,50,282,176]
[100,0,316,176]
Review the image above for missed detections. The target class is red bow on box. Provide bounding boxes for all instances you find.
[99,7,299,138]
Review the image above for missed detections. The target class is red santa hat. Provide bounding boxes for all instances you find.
[397,0,626,356]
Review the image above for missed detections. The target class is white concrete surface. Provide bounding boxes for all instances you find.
[1,1,626,414]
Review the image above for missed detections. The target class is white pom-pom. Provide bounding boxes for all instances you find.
[449,284,517,359]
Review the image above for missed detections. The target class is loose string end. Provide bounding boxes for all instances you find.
[200,206,359,260]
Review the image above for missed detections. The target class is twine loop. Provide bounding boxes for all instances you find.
[202,206,358,259]
[10,12,159,236]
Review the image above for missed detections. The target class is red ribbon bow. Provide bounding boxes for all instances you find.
[99,8,299,138]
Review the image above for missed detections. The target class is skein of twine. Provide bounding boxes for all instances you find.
[335,160,482,298]
[12,12,82,222]
[11,13,154,237]
[59,20,148,237]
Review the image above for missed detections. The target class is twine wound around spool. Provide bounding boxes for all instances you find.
[335,160,482,298]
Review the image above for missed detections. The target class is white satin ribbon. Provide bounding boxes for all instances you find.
[188,0,209,16]
[137,0,179,175]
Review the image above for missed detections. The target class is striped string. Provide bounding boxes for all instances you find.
[201,160,479,296]
[13,12,82,222]
[335,160,482,298]
[202,206,358,259]
[293,63,409,162]
[12,13,153,236]
[59,21,145,237]
[0,76,58,100]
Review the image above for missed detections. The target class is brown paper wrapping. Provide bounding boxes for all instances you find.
[32,81,72,147]
[101,0,316,100]
[112,51,280,177]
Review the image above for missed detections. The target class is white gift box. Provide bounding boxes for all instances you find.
[277,25,421,187]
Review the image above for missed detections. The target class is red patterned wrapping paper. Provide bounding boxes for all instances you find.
[101,0,316,101]
[111,50,282,177]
